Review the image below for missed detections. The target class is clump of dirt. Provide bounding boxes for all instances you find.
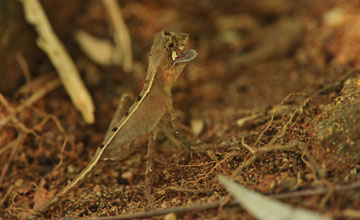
[311,77,360,180]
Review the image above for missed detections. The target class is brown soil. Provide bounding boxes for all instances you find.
[1,0,360,219]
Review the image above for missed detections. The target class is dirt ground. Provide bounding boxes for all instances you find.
[1,0,360,219]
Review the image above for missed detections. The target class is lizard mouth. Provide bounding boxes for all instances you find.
[172,49,198,66]
[162,30,197,66]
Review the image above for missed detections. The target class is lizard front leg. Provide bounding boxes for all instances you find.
[163,48,197,152]
[144,132,156,201]
[164,87,193,152]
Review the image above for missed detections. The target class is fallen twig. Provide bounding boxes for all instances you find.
[188,151,238,184]
[19,0,95,123]
[232,92,310,176]
[15,53,32,96]
[61,201,227,220]
[102,0,133,72]
[16,78,61,114]
[0,134,26,185]
[61,180,360,220]
[0,94,38,136]
[162,186,212,194]
[272,180,360,199]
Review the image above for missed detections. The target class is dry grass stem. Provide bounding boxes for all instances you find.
[0,134,26,185]
[163,186,211,193]
[233,93,310,177]
[102,0,133,72]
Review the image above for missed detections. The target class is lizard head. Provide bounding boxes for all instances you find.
[148,31,197,89]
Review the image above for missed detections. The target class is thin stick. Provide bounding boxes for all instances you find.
[188,151,237,184]
[0,184,14,208]
[51,139,68,175]
[19,0,95,123]
[61,201,227,220]
[31,109,76,150]
[61,180,360,220]
[233,93,309,176]
[163,186,211,194]
[178,161,216,167]
[0,94,38,136]
[0,134,26,185]
[16,78,61,113]
[272,180,360,199]
[252,92,308,149]
[16,53,32,96]
[102,0,133,72]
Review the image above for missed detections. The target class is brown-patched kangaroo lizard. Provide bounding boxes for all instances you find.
[37,31,197,213]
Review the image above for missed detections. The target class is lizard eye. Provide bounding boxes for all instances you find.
[166,41,176,49]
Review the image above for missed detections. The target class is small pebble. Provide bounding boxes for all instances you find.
[191,119,204,137]
[121,171,134,183]
[164,213,177,220]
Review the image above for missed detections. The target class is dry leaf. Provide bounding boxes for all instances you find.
[75,30,116,66]
[218,175,332,220]
[33,179,57,210]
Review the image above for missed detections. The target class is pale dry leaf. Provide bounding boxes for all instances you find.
[218,175,332,220]
[33,179,57,210]
[75,30,116,66]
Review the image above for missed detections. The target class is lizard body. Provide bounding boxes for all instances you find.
[38,31,197,213]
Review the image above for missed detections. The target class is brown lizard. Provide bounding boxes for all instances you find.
[37,31,197,213]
